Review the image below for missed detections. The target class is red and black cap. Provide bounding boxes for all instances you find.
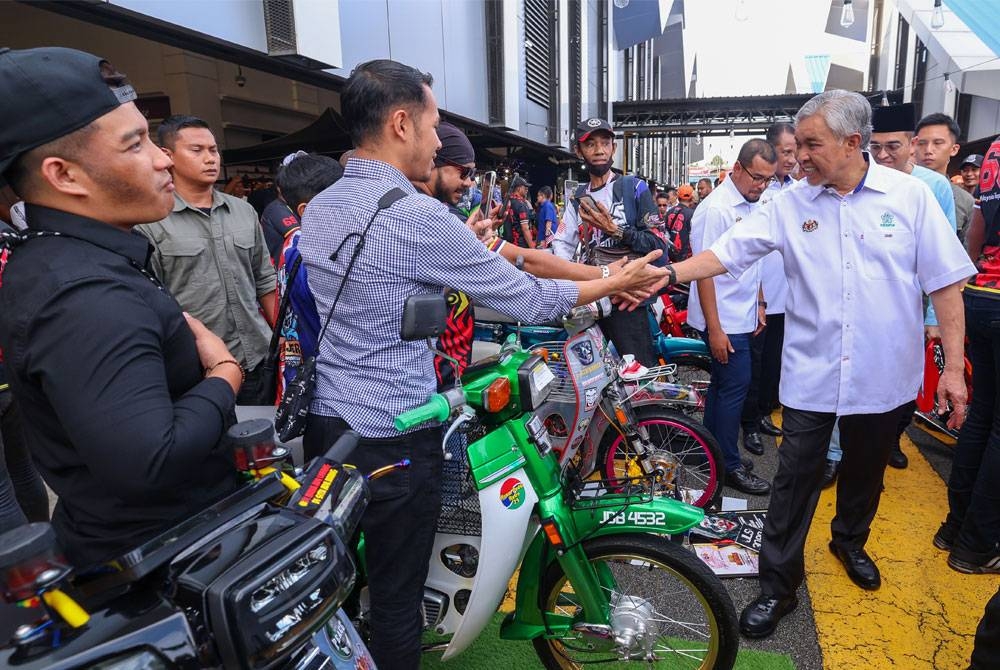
[0,47,137,176]
[576,117,615,144]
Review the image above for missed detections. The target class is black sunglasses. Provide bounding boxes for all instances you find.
[435,156,476,180]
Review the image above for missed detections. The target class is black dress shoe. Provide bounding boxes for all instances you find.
[759,416,783,437]
[739,593,799,638]
[743,432,764,455]
[821,459,839,489]
[888,445,908,469]
[829,541,881,590]
[728,465,771,495]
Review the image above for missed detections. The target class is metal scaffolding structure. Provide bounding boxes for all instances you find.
[613,91,903,137]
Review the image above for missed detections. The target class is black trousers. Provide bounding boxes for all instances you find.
[600,305,659,368]
[304,414,443,670]
[971,586,1000,669]
[236,360,275,406]
[740,327,767,432]
[758,403,908,599]
[759,313,784,413]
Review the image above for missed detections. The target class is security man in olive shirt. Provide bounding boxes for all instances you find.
[0,48,242,567]
[138,115,277,405]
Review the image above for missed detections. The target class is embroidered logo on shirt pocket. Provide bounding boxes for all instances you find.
[861,230,913,281]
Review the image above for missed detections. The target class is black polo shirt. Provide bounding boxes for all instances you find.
[0,205,240,567]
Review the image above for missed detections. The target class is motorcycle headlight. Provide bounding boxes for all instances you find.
[518,355,555,411]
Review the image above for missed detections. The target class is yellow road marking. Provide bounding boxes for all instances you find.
[805,431,998,669]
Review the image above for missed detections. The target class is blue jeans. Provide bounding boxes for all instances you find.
[947,292,1000,553]
[827,421,842,462]
[702,331,752,472]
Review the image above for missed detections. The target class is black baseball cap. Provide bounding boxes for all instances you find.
[961,154,984,168]
[576,118,615,144]
[511,175,531,189]
[0,47,137,176]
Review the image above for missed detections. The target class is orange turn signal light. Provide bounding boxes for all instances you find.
[482,377,512,413]
[541,518,565,548]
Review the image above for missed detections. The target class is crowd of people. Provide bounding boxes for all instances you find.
[0,46,999,668]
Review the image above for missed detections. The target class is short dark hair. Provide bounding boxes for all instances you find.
[655,192,669,201]
[697,178,713,188]
[538,185,552,199]
[915,113,961,142]
[341,59,434,148]
[157,115,211,149]
[666,187,677,196]
[4,61,129,197]
[765,122,795,146]
[737,138,777,165]
[276,154,344,210]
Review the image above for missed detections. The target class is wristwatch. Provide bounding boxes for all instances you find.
[609,226,624,241]
[600,265,611,279]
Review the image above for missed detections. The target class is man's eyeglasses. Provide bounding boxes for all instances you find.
[737,161,777,186]
[434,156,476,180]
[868,141,905,155]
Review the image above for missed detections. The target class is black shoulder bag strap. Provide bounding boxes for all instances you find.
[312,187,407,353]
[274,186,407,441]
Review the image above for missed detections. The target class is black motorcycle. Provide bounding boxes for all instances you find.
[0,421,374,670]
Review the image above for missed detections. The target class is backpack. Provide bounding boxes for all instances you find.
[571,175,669,266]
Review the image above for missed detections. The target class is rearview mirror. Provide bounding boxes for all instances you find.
[400,294,448,341]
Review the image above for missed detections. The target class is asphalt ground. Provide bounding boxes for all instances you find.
[723,411,999,669]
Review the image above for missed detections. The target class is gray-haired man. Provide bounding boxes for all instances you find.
[665,90,974,637]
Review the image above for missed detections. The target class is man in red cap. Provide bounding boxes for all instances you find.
[551,117,668,366]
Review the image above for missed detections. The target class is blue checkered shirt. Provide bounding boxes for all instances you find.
[299,159,579,437]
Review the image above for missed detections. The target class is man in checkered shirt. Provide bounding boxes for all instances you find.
[298,59,666,669]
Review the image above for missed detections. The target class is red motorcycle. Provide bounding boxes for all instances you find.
[915,337,973,440]
[652,283,702,341]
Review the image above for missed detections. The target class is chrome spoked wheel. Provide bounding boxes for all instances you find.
[533,535,738,670]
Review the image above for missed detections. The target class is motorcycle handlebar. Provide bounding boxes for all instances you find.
[394,394,452,432]
[323,430,361,464]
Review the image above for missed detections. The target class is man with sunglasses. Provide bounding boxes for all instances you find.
[688,139,776,496]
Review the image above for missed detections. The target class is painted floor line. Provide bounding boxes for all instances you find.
[805,431,998,669]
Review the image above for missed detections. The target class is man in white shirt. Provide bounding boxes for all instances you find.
[688,139,775,495]
[742,123,798,455]
[667,90,974,638]
[868,103,958,470]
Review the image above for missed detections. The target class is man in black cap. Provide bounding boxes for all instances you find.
[551,117,667,366]
[0,47,242,567]
[502,175,535,248]
[961,154,984,197]
[860,102,958,469]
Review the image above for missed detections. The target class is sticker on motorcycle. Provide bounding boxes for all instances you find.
[571,340,595,366]
[584,387,599,410]
[500,478,526,510]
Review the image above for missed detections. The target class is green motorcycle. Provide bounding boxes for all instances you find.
[373,295,739,669]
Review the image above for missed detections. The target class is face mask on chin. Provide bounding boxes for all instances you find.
[585,160,613,178]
